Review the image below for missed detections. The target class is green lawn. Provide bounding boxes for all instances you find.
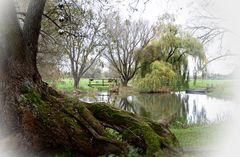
[187,79,235,99]
[171,124,224,157]
[171,125,220,148]
[53,78,117,93]
[188,79,227,90]
[53,78,230,92]
[55,78,90,92]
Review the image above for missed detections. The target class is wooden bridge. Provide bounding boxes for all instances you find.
[88,78,119,87]
[88,78,120,93]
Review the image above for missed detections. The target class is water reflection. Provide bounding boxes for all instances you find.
[132,93,183,123]
[80,92,236,125]
[118,97,137,114]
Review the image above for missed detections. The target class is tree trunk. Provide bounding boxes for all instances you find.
[0,1,181,157]
[73,77,80,89]
[121,79,129,87]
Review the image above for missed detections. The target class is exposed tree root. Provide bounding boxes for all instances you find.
[10,83,181,157]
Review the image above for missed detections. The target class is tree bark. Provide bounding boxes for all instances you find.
[121,78,129,87]
[73,77,80,89]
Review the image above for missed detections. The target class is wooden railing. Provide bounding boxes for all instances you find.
[88,78,119,87]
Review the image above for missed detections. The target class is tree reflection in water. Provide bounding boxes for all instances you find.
[133,93,183,123]
[115,93,210,125]
[118,97,137,114]
[80,92,234,125]
[189,100,208,124]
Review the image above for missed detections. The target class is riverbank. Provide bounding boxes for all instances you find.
[188,79,226,90]
[187,79,234,99]
[53,78,230,91]
[49,78,236,102]
[171,124,223,157]
[171,125,220,147]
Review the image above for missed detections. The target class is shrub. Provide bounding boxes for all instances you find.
[137,61,176,93]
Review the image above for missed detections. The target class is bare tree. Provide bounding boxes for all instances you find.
[104,16,153,86]
[60,4,106,88]
[185,0,230,74]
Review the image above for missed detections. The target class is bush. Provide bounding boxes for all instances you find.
[137,61,176,93]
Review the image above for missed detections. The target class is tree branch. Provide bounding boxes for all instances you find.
[199,53,235,71]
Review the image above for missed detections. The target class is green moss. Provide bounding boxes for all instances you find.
[99,145,140,157]
[89,103,140,123]
[24,91,44,106]
[122,126,161,155]
[144,130,161,155]
[76,105,85,115]
[88,103,176,155]
[20,94,177,156]
[63,117,78,128]
[19,84,30,94]
[21,90,52,125]
[105,128,122,141]
[47,151,75,157]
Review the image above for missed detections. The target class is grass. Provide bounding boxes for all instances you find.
[171,125,219,147]
[51,78,116,93]
[53,78,230,92]
[188,79,227,90]
[55,78,90,92]
[187,79,235,99]
[170,124,225,157]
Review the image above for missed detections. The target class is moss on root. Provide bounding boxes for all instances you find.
[87,103,180,156]
[19,88,180,156]
[20,90,52,125]
[122,126,162,155]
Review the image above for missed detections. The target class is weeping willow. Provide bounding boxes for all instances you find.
[138,14,206,91]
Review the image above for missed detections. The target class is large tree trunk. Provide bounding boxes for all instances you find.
[0,1,181,157]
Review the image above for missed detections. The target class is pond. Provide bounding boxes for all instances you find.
[80,92,236,125]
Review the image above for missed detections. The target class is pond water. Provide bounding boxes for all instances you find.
[80,92,236,125]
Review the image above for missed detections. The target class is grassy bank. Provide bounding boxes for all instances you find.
[171,125,220,147]
[188,79,227,90]
[52,78,233,100]
[55,78,89,93]
[188,79,234,99]
[171,124,225,157]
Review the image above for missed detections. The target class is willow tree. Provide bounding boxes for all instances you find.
[0,1,179,157]
[139,14,206,88]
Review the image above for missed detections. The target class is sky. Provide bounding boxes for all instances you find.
[117,0,240,75]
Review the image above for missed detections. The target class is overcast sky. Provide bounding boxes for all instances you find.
[117,0,240,75]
